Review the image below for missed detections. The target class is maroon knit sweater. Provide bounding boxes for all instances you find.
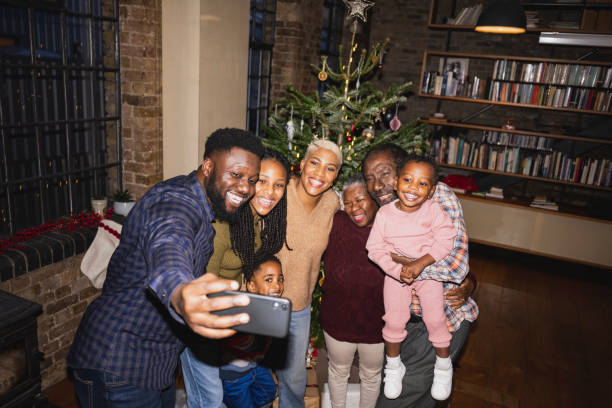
[320,211,385,344]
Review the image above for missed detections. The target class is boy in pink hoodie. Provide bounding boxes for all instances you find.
[366,154,456,402]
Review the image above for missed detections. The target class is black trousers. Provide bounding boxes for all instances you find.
[375,318,471,408]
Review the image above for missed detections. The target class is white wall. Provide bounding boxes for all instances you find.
[460,196,612,268]
[162,0,200,179]
[198,0,250,161]
[162,0,250,179]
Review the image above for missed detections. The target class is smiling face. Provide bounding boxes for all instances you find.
[394,161,436,213]
[299,147,340,198]
[343,184,378,228]
[247,260,284,297]
[363,151,398,206]
[205,147,260,221]
[250,158,288,217]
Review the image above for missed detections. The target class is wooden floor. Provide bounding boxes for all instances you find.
[42,243,612,407]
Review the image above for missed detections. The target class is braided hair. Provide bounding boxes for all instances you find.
[229,149,290,279]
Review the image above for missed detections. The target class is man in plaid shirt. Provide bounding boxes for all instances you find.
[362,144,478,408]
[67,129,264,407]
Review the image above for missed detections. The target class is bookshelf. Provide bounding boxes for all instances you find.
[428,0,612,34]
[420,3,612,267]
[426,117,612,266]
[425,118,611,217]
[424,119,612,191]
[418,51,612,223]
[419,51,612,115]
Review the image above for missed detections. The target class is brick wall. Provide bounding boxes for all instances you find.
[118,0,163,199]
[270,0,325,103]
[0,0,163,392]
[0,254,99,390]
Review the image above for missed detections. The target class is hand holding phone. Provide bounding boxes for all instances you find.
[209,291,292,338]
[170,273,250,339]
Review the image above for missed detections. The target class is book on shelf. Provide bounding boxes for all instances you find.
[491,59,609,89]
[423,56,612,112]
[529,197,559,211]
[486,186,504,200]
[526,11,540,28]
[448,4,483,26]
[549,21,580,30]
[530,194,558,211]
[450,187,467,194]
[433,134,612,187]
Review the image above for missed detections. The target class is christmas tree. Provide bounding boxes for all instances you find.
[262,0,431,348]
[262,17,430,188]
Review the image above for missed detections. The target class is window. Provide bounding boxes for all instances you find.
[0,0,121,237]
[319,0,345,94]
[246,0,276,136]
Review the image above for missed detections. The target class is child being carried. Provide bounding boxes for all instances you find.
[366,153,457,401]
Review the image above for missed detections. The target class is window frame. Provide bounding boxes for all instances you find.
[0,0,122,237]
[246,0,276,136]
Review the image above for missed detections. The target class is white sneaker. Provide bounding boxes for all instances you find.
[430,363,453,400]
[383,359,406,399]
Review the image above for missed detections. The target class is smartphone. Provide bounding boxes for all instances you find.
[209,290,292,338]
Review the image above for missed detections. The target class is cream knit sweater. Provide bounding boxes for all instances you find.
[276,177,340,311]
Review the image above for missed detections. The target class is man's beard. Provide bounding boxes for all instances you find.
[205,169,240,223]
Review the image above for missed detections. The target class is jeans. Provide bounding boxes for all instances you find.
[275,306,311,408]
[375,319,471,408]
[72,368,175,408]
[180,347,224,408]
[222,365,277,408]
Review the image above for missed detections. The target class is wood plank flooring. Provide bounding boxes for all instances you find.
[450,244,612,407]
[42,243,612,407]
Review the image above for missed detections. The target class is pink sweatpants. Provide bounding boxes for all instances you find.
[382,276,451,347]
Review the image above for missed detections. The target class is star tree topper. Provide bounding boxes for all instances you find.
[342,0,375,23]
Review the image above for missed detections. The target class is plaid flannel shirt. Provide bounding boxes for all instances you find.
[67,171,215,390]
[411,182,479,331]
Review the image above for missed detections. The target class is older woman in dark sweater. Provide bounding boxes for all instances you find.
[320,174,385,408]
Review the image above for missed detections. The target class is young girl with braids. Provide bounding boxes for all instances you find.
[180,150,290,408]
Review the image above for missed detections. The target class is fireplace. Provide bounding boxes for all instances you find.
[0,290,43,408]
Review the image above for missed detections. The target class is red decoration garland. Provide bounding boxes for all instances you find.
[0,208,118,255]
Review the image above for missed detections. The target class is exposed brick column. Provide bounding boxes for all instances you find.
[118,0,163,198]
[270,0,325,104]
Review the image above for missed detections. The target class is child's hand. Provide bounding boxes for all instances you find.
[398,254,436,285]
[400,261,424,285]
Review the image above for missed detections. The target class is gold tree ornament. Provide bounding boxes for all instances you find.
[342,0,375,22]
[318,56,329,81]
[361,126,375,141]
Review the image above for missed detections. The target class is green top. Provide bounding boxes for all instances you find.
[206,216,262,281]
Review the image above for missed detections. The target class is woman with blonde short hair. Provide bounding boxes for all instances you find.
[274,139,342,407]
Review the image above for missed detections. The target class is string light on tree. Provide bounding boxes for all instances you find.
[262,0,429,189]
